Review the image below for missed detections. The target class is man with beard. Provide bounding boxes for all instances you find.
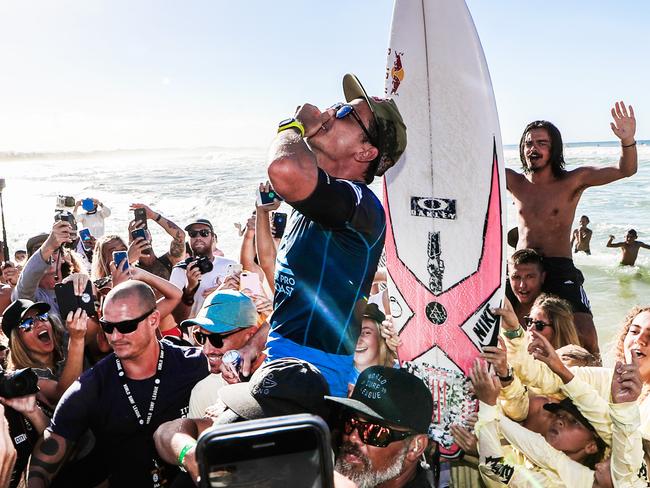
[327,366,434,488]
[170,219,237,321]
[506,102,637,354]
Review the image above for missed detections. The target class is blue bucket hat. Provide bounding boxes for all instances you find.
[180,290,258,333]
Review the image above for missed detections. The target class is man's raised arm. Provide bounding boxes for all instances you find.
[578,101,637,187]
[268,104,332,202]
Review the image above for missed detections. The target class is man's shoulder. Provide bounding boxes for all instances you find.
[162,341,209,377]
[192,373,226,393]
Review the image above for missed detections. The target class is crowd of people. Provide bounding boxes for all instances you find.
[0,73,645,488]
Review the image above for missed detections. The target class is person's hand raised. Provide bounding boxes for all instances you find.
[610,101,636,145]
[611,354,642,404]
[469,358,501,406]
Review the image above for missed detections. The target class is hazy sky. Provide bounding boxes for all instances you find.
[1,0,648,151]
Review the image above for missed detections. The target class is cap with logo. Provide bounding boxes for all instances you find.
[218,358,331,420]
[326,365,433,434]
[343,73,407,177]
[184,218,214,233]
[2,299,51,338]
[180,290,257,333]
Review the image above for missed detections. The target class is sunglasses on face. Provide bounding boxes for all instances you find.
[19,313,49,332]
[343,413,414,448]
[99,308,155,335]
[192,328,241,348]
[188,229,212,238]
[330,103,378,149]
[524,316,554,332]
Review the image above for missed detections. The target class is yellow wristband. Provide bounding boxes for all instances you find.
[277,119,305,137]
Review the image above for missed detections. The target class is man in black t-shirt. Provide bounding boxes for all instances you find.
[234,74,407,396]
[27,280,209,488]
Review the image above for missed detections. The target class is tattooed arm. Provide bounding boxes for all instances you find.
[27,431,74,488]
[130,203,187,264]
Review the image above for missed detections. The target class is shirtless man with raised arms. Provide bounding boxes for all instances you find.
[506,101,637,355]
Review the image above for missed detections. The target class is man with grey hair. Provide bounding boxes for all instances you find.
[27,280,209,488]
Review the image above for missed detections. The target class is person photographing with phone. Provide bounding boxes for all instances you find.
[231,74,407,396]
[72,197,111,239]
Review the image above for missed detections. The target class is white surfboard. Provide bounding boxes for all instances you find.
[383,0,506,455]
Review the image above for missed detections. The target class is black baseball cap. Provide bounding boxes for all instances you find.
[326,366,433,434]
[218,358,331,420]
[2,299,50,337]
[363,302,386,324]
[543,398,606,448]
[184,218,214,233]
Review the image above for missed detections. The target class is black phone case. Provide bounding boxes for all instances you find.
[54,281,96,319]
[196,414,334,488]
[133,208,148,229]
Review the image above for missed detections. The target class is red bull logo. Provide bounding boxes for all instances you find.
[387,49,405,95]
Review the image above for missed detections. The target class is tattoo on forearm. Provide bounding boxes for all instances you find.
[170,230,185,258]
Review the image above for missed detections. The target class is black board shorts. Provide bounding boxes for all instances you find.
[541,257,592,315]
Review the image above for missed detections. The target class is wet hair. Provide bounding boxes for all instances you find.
[91,234,126,282]
[627,229,638,237]
[519,120,565,177]
[531,294,581,349]
[580,215,590,224]
[509,248,544,271]
[7,314,65,372]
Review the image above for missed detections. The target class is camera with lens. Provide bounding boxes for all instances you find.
[0,368,39,399]
[177,256,214,275]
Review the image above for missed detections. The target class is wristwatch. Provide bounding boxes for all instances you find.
[498,365,514,383]
[277,118,305,137]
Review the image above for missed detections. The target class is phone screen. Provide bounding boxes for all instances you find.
[203,427,323,488]
[113,251,129,270]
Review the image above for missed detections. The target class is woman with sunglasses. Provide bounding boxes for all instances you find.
[3,299,87,409]
[524,293,581,350]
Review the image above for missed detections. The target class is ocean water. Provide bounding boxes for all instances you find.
[2,140,649,363]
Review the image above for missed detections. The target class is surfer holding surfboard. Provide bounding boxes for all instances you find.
[505,103,637,356]
[232,74,407,397]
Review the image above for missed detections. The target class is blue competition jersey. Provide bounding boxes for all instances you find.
[270,169,385,357]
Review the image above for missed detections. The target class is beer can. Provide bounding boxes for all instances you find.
[222,350,242,374]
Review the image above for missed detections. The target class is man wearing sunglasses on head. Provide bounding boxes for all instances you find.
[169,218,237,322]
[179,290,260,419]
[234,74,406,397]
[327,366,434,488]
[27,280,209,488]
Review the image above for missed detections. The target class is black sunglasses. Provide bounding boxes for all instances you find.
[524,316,554,332]
[192,328,241,348]
[188,229,212,238]
[330,103,378,149]
[99,308,155,335]
[343,413,414,448]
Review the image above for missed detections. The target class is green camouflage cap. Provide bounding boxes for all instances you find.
[343,73,407,177]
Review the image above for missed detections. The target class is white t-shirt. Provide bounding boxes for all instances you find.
[76,206,111,238]
[188,373,228,418]
[169,255,237,317]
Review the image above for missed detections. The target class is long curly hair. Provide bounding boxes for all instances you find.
[7,314,65,372]
[615,306,650,363]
